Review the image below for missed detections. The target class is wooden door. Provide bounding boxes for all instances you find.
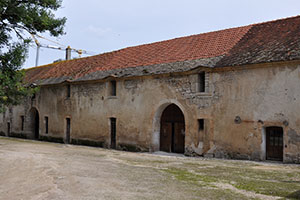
[110,118,116,149]
[66,118,71,144]
[174,122,185,153]
[160,122,172,152]
[160,104,185,154]
[35,112,40,139]
[7,122,10,136]
[266,127,283,161]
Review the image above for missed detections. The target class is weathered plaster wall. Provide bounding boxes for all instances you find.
[211,62,300,163]
[1,61,300,163]
[1,70,214,153]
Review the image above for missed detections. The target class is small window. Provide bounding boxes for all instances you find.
[110,80,116,96]
[21,116,24,131]
[44,116,48,134]
[31,93,36,100]
[198,72,205,93]
[67,84,71,98]
[198,119,204,131]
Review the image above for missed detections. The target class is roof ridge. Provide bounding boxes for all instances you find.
[25,25,254,70]
[88,15,300,55]
[248,15,300,27]
[24,15,300,84]
[216,15,300,62]
[116,25,253,53]
[25,15,300,71]
[216,15,300,67]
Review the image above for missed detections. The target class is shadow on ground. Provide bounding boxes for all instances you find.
[286,190,300,199]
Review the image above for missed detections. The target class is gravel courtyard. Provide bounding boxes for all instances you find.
[0,137,299,200]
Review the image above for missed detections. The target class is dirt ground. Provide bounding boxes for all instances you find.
[0,137,300,200]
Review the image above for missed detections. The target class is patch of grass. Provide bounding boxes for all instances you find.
[163,168,217,185]
[162,162,300,199]
[193,188,255,200]
[286,190,300,199]
[162,168,255,199]
[234,179,300,197]
[184,164,300,198]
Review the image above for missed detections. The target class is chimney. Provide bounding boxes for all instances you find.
[66,46,71,60]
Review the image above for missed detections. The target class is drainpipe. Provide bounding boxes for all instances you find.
[66,46,71,60]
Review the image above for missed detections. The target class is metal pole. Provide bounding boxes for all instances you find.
[35,45,40,67]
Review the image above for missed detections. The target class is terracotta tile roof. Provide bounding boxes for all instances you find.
[25,25,251,82]
[217,15,300,67]
[25,15,300,84]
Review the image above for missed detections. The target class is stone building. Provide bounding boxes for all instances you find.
[1,16,300,163]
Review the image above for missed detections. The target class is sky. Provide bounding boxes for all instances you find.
[23,0,300,68]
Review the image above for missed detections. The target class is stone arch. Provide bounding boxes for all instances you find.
[152,100,188,153]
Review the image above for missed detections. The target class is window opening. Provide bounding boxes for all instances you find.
[67,85,71,98]
[110,81,116,96]
[198,119,204,131]
[198,72,205,92]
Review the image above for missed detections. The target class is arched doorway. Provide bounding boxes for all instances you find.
[160,104,185,153]
[266,126,283,161]
[29,108,40,139]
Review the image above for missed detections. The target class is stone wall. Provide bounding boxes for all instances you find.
[1,61,300,163]
[211,62,300,163]
[0,72,211,153]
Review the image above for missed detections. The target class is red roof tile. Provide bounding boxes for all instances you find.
[25,25,251,82]
[217,15,300,67]
[25,15,300,83]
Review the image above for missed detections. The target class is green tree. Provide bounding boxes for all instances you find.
[0,0,66,112]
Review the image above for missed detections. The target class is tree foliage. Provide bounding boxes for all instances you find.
[0,0,66,111]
